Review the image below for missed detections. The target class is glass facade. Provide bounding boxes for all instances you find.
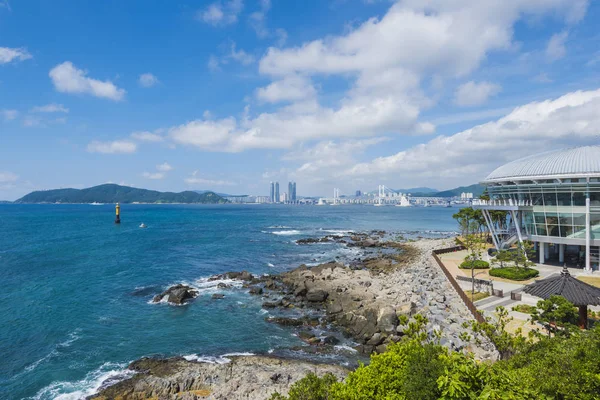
[487,180,600,240]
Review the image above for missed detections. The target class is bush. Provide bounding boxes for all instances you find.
[459,260,490,269]
[489,267,539,281]
[512,304,536,314]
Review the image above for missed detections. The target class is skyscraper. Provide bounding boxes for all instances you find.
[270,182,275,203]
[275,182,280,203]
[292,182,297,201]
[288,181,297,202]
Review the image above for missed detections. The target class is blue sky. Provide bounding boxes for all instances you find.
[1,0,600,200]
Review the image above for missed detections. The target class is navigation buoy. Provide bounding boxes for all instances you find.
[115,203,121,224]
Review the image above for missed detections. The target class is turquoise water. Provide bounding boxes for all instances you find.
[0,204,457,399]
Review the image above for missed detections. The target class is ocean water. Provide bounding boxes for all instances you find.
[0,204,457,399]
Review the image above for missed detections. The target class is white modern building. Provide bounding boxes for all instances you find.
[473,146,600,272]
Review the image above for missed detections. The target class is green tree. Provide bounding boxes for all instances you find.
[531,295,579,337]
[494,249,512,268]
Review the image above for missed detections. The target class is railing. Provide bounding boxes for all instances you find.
[432,246,486,323]
[472,199,533,207]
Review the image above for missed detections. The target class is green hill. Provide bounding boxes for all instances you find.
[433,183,485,198]
[15,184,228,204]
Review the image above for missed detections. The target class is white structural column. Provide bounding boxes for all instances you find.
[545,243,550,259]
[586,196,591,271]
[559,244,565,264]
[539,242,545,264]
[482,209,500,249]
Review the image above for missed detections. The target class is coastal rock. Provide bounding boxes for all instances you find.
[306,289,328,302]
[377,307,398,334]
[296,237,331,245]
[89,356,348,400]
[248,286,263,295]
[212,294,225,299]
[152,284,198,305]
[266,317,305,327]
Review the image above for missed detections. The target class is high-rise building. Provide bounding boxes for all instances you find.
[270,182,275,203]
[288,181,297,202]
[355,190,362,197]
[275,182,280,203]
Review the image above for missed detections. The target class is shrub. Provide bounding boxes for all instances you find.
[269,373,338,400]
[489,267,539,281]
[512,304,536,314]
[459,259,490,269]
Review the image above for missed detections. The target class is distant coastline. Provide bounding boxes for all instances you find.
[14,184,229,205]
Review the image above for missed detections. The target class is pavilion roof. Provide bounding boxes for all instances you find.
[523,267,600,306]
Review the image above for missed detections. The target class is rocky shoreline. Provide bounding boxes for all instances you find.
[92,233,497,399]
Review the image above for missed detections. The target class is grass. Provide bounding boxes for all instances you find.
[465,290,490,302]
[512,304,537,314]
[577,276,600,288]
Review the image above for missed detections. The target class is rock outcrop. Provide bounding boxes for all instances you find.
[152,284,199,305]
[89,356,348,400]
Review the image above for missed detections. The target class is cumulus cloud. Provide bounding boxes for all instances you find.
[49,62,125,101]
[198,0,243,26]
[31,103,69,113]
[0,171,18,183]
[1,109,17,121]
[249,0,271,38]
[169,118,237,150]
[156,162,173,172]
[343,89,600,188]
[185,170,235,186]
[87,140,137,154]
[546,31,569,61]
[131,131,164,142]
[229,43,255,65]
[139,73,159,88]
[454,81,502,107]
[256,75,316,103]
[0,47,31,64]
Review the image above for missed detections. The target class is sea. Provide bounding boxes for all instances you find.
[0,204,458,400]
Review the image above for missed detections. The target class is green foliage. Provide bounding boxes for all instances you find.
[493,249,513,268]
[15,184,228,204]
[459,260,490,269]
[505,326,600,399]
[269,373,338,400]
[489,267,539,280]
[512,304,536,314]
[531,295,579,336]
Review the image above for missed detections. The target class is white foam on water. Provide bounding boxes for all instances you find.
[272,230,303,236]
[21,329,83,375]
[267,263,275,267]
[259,309,269,315]
[267,226,291,229]
[334,345,358,353]
[183,352,255,365]
[30,362,133,400]
[320,229,354,234]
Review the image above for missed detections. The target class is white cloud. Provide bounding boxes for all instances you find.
[249,0,271,38]
[546,31,568,61]
[139,73,159,88]
[0,171,18,183]
[1,109,17,121]
[23,116,42,127]
[208,55,221,72]
[229,43,255,65]
[185,170,235,186]
[344,88,600,188]
[0,1,11,11]
[142,172,165,180]
[87,140,137,154]
[0,47,31,64]
[156,162,173,172]
[453,81,502,107]
[131,131,164,142]
[275,28,288,47]
[198,0,243,26]
[256,75,316,103]
[31,103,69,113]
[49,62,125,101]
[169,118,237,150]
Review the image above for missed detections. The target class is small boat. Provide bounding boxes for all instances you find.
[139,223,147,228]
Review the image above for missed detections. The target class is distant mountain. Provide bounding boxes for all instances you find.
[0,200,12,204]
[397,187,438,194]
[433,184,485,198]
[194,190,241,197]
[16,184,228,204]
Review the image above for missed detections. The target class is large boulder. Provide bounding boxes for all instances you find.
[306,289,328,302]
[377,307,398,334]
[153,284,198,305]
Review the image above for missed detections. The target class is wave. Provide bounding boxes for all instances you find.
[30,362,133,400]
[267,263,275,267]
[21,329,82,375]
[183,352,256,365]
[267,225,292,229]
[271,230,303,236]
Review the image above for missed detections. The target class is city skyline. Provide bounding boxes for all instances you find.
[2,1,600,200]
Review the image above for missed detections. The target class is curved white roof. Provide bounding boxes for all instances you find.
[484,145,600,183]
